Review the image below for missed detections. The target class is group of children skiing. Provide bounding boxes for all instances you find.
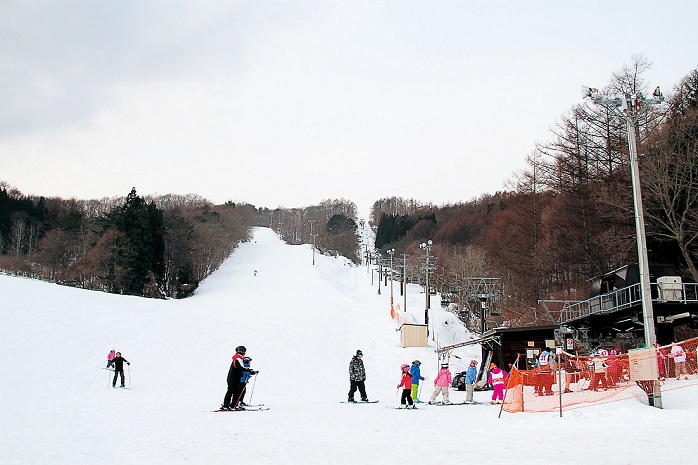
[107,345,509,408]
[397,358,509,408]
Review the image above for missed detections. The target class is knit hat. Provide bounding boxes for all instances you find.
[401,364,410,371]
[356,350,363,356]
[412,360,421,366]
[489,363,496,370]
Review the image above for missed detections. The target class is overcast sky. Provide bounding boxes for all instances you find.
[1,1,696,219]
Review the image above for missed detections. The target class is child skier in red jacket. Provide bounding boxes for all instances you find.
[398,364,415,409]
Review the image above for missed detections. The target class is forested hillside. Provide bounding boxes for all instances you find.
[370,61,698,331]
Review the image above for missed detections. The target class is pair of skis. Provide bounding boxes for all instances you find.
[213,404,268,412]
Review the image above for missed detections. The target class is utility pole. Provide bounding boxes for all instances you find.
[308,219,316,265]
[387,249,395,311]
[583,83,664,408]
[401,253,408,312]
[419,240,434,333]
[376,250,382,295]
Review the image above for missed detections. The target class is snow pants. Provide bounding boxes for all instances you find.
[430,386,449,403]
[223,381,244,409]
[401,389,413,406]
[348,380,368,401]
[410,384,419,400]
[465,383,474,402]
[113,368,125,387]
[491,384,504,402]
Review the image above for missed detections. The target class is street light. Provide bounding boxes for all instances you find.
[375,250,382,295]
[308,219,316,265]
[387,249,395,310]
[419,240,434,332]
[584,83,664,408]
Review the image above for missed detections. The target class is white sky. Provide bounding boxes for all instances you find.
[1,1,696,218]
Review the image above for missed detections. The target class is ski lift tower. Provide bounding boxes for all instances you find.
[461,277,502,333]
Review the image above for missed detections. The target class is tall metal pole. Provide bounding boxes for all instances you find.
[376,252,382,295]
[388,249,395,310]
[420,240,433,332]
[586,85,664,408]
[402,253,408,312]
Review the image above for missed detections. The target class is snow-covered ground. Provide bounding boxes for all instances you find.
[2,227,697,465]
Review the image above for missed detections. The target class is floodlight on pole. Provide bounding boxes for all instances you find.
[584,83,664,408]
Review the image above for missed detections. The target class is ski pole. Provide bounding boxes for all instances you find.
[248,373,258,404]
[128,364,132,386]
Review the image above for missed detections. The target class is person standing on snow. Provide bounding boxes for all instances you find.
[429,363,452,404]
[409,360,425,403]
[398,364,415,408]
[348,350,369,402]
[670,342,689,380]
[106,349,116,368]
[464,359,478,403]
[238,356,258,407]
[112,352,130,387]
[222,346,251,410]
[488,363,508,404]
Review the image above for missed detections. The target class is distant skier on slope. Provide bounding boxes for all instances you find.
[348,350,369,402]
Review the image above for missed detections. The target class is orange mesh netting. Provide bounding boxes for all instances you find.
[502,337,698,413]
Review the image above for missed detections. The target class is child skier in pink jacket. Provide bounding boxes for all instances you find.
[429,364,452,404]
[488,363,508,404]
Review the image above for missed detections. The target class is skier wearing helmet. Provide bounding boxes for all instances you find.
[409,360,425,403]
[397,364,415,408]
[222,346,251,410]
[428,363,452,404]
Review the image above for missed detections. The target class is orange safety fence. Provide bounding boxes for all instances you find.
[502,337,698,413]
[390,304,412,326]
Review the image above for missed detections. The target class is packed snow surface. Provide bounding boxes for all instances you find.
[2,227,697,464]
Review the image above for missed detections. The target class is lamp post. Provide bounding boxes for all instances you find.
[375,251,382,295]
[401,253,408,312]
[583,84,664,408]
[419,240,433,332]
[308,219,316,265]
[387,249,395,310]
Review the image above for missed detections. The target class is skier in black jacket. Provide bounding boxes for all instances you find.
[112,352,130,387]
[348,349,369,402]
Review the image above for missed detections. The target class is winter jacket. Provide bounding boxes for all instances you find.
[107,350,116,361]
[410,364,423,385]
[240,361,253,383]
[671,345,687,363]
[349,356,366,382]
[488,367,508,386]
[433,368,452,387]
[465,366,477,385]
[227,353,250,385]
[112,356,129,371]
[537,351,552,371]
[399,371,412,390]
